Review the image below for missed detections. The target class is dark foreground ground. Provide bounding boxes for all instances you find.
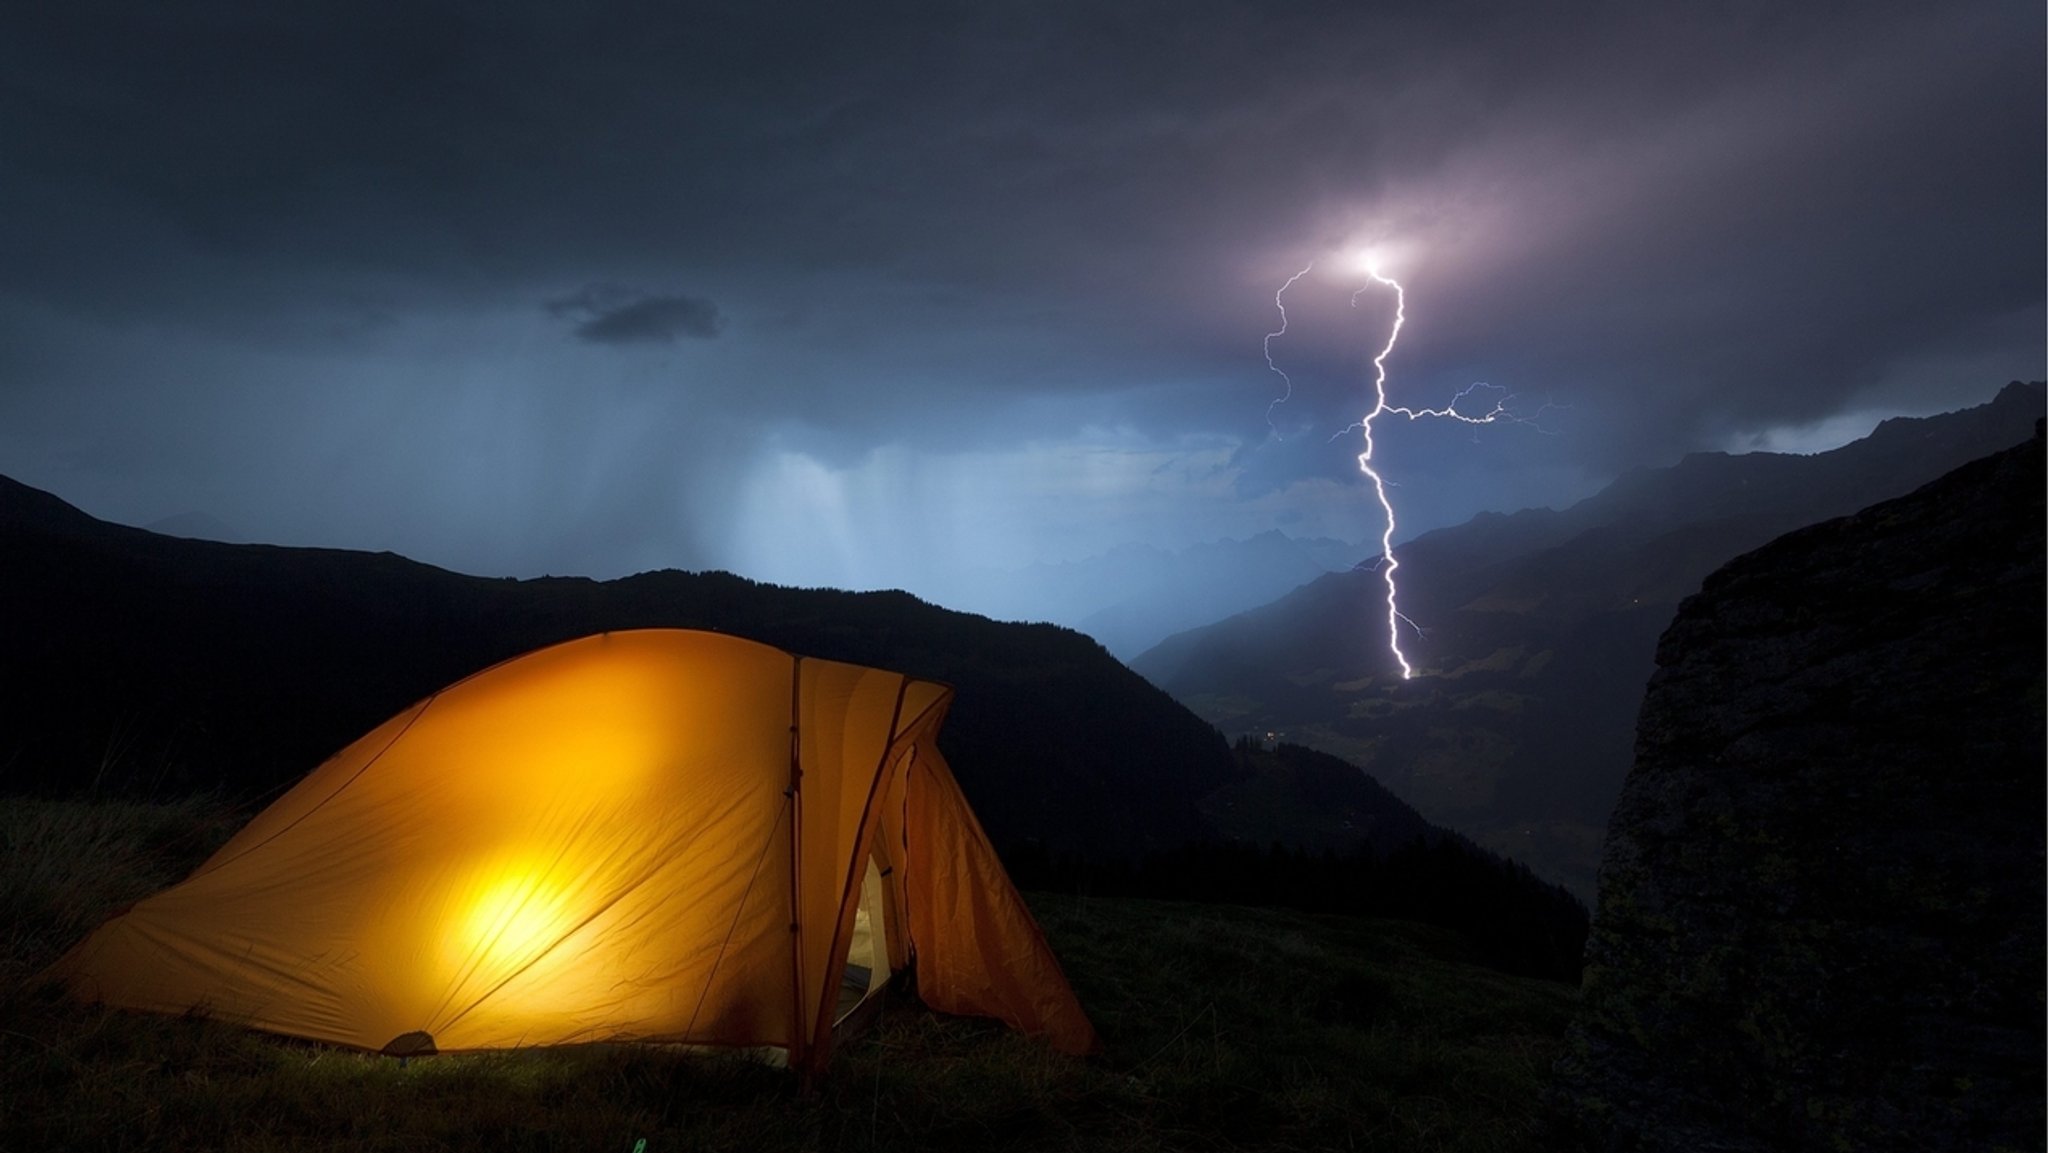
[2,797,1578,1152]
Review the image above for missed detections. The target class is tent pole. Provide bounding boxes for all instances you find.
[787,655,809,1083]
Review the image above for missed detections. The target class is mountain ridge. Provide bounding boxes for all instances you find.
[1132,381,2046,897]
[2,463,1605,972]
[0,474,1194,854]
[0,471,1468,879]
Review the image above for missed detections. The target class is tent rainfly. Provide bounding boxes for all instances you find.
[51,629,1099,1075]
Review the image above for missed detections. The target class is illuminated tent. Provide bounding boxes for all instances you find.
[51,629,1098,1075]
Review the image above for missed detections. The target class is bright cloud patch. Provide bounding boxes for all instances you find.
[1721,409,1906,456]
[719,429,1376,606]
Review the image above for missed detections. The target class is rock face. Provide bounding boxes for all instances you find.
[1555,425,2045,1151]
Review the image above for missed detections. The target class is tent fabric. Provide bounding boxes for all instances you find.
[50,629,1099,1073]
[902,738,1101,1049]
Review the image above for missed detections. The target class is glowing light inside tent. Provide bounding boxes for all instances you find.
[448,865,577,977]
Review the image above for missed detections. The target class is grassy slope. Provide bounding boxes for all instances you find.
[2,798,1578,1152]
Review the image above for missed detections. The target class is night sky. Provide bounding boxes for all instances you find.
[3,2,2041,612]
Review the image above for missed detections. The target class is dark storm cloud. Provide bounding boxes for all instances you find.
[546,286,723,345]
[0,0,2039,583]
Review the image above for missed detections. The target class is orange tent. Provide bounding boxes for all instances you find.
[51,629,1098,1075]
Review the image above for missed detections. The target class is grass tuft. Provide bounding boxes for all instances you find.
[0,795,240,985]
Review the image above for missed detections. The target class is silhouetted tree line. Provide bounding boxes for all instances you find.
[1005,833,1589,984]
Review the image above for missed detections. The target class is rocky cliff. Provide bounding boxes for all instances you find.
[1554,424,2045,1150]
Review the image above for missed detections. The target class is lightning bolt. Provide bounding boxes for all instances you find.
[1262,263,1315,438]
[1267,260,1553,680]
[1355,265,1419,678]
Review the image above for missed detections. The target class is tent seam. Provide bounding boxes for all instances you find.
[680,796,791,1046]
[186,695,439,881]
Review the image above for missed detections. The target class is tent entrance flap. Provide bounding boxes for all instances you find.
[835,855,892,1026]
